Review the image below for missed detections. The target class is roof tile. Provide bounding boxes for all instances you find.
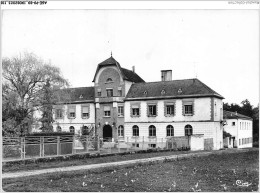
[125,78,224,99]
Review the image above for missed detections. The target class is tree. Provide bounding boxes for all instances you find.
[38,79,54,132]
[2,52,69,136]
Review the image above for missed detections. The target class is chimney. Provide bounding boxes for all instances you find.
[132,66,135,73]
[161,70,172,81]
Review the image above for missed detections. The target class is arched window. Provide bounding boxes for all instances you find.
[118,125,124,137]
[81,126,88,135]
[149,125,156,137]
[69,126,75,133]
[185,125,193,136]
[106,78,113,82]
[132,125,139,136]
[166,125,174,136]
[56,126,62,132]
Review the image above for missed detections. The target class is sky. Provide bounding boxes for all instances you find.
[2,8,259,107]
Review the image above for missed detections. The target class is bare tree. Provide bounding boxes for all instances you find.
[2,52,69,136]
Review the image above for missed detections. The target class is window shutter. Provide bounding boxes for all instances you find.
[81,106,89,118]
[67,107,70,119]
[131,103,140,117]
[68,106,76,118]
[69,108,75,113]
[82,106,89,113]
[104,106,110,111]
[54,109,58,119]
[61,107,64,119]
[132,105,138,108]
[192,101,195,115]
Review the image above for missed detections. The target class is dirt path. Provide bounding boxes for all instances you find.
[2,148,254,179]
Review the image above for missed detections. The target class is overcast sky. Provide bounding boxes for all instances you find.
[2,9,259,106]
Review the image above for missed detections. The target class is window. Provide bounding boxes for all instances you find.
[148,104,157,116]
[184,105,193,115]
[106,78,113,82]
[185,125,193,136]
[68,106,76,118]
[106,89,113,97]
[97,91,101,97]
[183,100,194,116]
[104,106,111,117]
[118,87,122,96]
[166,125,174,136]
[118,106,124,117]
[131,105,140,117]
[132,125,139,136]
[82,106,89,119]
[56,126,62,132]
[149,144,156,148]
[81,126,88,135]
[118,125,124,137]
[56,109,63,119]
[239,139,241,145]
[149,125,156,137]
[69,126,75,133]
[132,143,139,147]
[166,105,174,116]
[232,122,235,126]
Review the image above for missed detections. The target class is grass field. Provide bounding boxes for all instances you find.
[2,149,258,192]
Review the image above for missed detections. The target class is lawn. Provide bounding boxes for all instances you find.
[2,150,259,192]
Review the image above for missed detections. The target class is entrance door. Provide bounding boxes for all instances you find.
[103,125,112,142]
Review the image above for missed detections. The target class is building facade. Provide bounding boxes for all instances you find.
[223,110,253,148]
[48,56,225,150]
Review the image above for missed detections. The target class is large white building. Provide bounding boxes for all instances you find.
[42,56,225,150]
[223,110,253,148]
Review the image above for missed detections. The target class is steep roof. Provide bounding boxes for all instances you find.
[223,110,252,120]
[92,56,145,83]
[55,87,94,104]
[121,67,145,83]
[125,78,224,100]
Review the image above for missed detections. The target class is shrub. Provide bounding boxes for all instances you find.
[20,132,74,137]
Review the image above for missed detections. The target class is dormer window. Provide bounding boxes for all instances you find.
[178,88,182,94]
[161,90,166,95]
[143,91,147,95]
[79,95,83,99]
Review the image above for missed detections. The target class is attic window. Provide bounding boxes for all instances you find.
[178,88,182,94]
[106,78,113,82]
[161,90,166,95]
[79,95,83,99]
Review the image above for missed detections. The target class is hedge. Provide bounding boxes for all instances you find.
[20,132,74,137]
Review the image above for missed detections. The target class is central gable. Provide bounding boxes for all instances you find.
[93,56,145,84]
[97,67,122,84]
